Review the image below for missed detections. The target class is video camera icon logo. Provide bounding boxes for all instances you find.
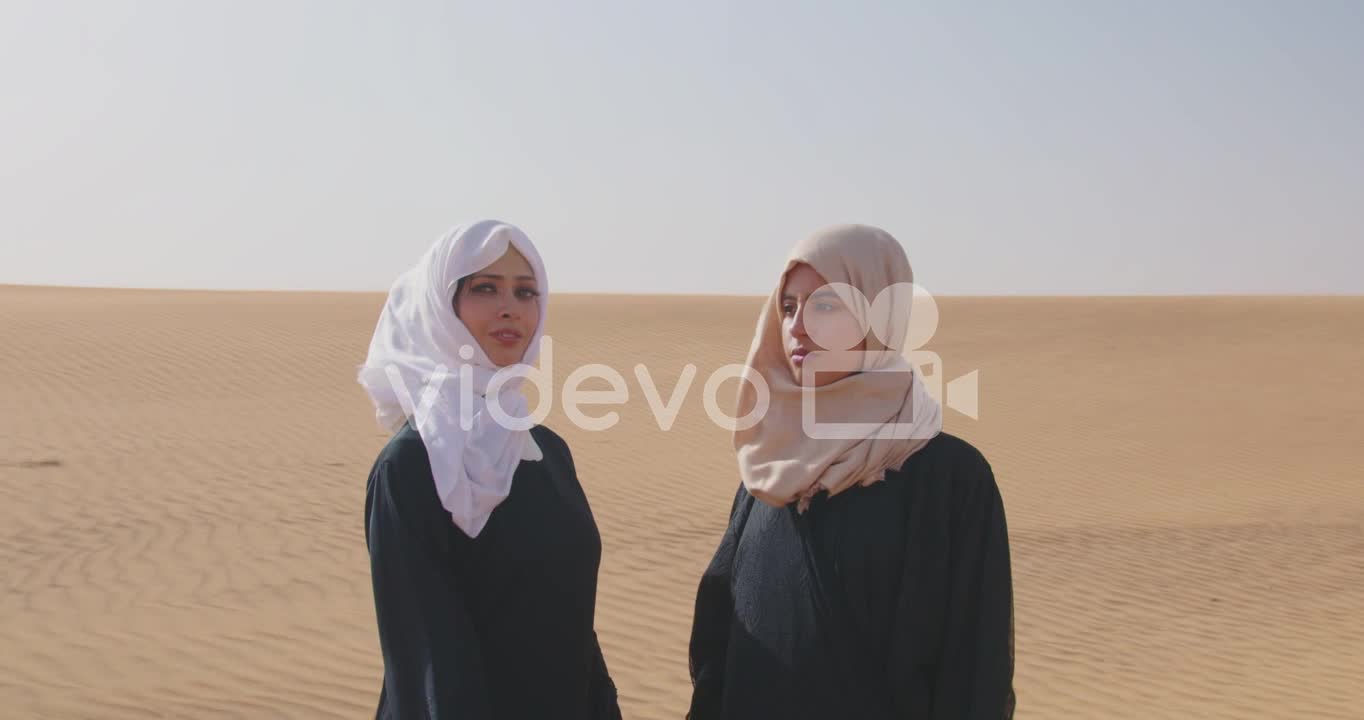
[908,350,979,421]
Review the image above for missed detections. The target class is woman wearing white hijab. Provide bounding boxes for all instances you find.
[358,220,620,719]
[687,225,1015,720]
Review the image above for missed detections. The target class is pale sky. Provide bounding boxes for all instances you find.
[2,1,1361,295]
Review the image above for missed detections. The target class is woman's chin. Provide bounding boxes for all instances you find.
[487,348,528,368]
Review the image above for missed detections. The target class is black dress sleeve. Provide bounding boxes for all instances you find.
[928,447,1017,719]
[687,483,752,720]
[366,457,493,719]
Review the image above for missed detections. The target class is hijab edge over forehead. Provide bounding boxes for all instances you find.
[786,223,912,292]
[777,223,916,355]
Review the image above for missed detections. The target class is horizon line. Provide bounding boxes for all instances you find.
[2,282,1360,300]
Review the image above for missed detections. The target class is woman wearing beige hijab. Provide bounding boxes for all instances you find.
[687,225,1015,719]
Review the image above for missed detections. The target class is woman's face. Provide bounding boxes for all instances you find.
[780,262,867,387]
[453,247,541,367]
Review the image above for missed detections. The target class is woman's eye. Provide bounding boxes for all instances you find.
[516,287,540,299]
[781,303,797,316]
[814,302,837,312]
[472,283,496,294]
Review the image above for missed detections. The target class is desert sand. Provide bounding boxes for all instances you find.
[1,284,1361,718]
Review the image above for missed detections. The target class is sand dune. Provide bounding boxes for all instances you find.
[1,285,1361,718]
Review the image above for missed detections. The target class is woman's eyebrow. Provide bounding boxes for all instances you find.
[469,273,537,282]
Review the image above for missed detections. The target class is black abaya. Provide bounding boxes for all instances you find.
[365,422,621,720]
[688,432,1015,719]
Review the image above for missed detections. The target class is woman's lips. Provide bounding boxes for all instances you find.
[790,348,809,366]
[491,329,523,346]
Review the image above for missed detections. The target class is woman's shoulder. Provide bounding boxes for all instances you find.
[897,431,1000,501]
[915,431,991,469]
[369,422,570,471]
[529,423,576,471]
[364,423,451,534]
[371,421,433,478]
[365,421,576,489]
[529,423,569,451]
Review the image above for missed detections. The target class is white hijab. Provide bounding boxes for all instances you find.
[357,220,548,538]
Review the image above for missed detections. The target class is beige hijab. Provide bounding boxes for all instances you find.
[735,224,943,509]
